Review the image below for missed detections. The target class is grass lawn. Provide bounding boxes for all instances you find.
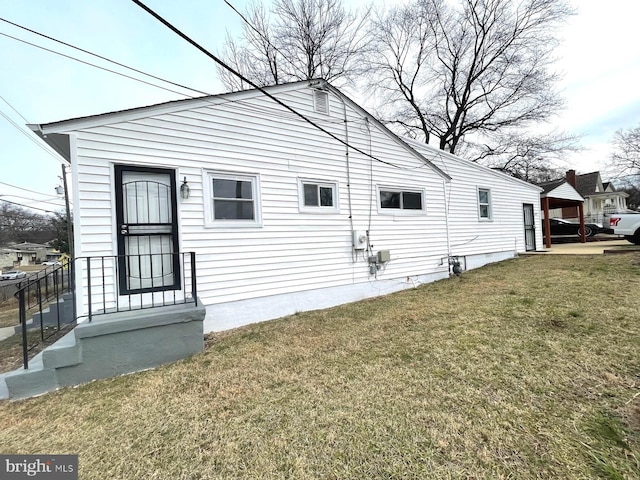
[0,254,639,479]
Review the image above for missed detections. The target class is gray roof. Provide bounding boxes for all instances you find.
[537,179,565,194]
[575,172,601,197]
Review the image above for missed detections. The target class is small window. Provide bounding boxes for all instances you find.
[378,187,425,213]
[313,90,329,115]
[204,171,261,227]
[299,180,338,212]
[478,188,492,220]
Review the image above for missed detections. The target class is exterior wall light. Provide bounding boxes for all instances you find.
[180,176,190,200]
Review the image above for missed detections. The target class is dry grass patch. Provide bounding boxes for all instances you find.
[0,304,19,329]
[1,255,639,479]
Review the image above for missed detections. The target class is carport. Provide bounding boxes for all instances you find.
[539,179,586,248]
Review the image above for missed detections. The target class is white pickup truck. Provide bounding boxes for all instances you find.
[606,212,640,244]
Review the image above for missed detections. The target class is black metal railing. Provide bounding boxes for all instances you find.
[79,251,197,322]
[15,260,76,369]
[13,252,197,369]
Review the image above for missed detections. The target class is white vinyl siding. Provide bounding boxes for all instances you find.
[65,84,450,317]
[409,140,542,256]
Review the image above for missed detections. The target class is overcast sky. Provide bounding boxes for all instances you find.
[1,0,639,214]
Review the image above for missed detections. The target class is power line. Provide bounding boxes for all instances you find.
[0,94,29,123]
[0,194,66,207]
[223,0,308,79]
[0,181,56,197]
[0,198,59,214]
[0,16,210,97]
[0,31,193,98]
[131,0,404,171]
[0,108,65,164]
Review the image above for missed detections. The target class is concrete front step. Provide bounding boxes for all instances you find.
[41,329,81,369]
[13,294,75,334]
[0,376,8,400]
[2,300,206,400]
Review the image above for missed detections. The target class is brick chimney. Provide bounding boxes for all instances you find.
[566,169,576,187]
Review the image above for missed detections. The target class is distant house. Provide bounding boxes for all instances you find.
[0,242,59,269]
[547,170,628,224]
[29,79,544,333]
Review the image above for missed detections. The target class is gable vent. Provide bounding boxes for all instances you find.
[313,90,329,115]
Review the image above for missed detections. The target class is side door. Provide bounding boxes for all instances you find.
[523,203,536,251]
[114,165,180,294]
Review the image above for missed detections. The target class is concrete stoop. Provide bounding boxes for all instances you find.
[14,293,75,334]
[0,301,206,400]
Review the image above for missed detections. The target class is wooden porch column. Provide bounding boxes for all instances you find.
[579,202,586,243]
[543,197,551,248]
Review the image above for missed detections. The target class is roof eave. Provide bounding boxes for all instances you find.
[27,124,71,163]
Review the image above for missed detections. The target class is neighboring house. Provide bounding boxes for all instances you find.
[548,170,628,224]
[0,242,56,269]
[29,80,543,333]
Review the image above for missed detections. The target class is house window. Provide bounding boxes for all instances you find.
[378,188,425,212]
[205,171,261,227]
[478,188,492,220]
[299,180,338,212]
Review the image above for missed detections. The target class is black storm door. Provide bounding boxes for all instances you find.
[523,203,536,251]
[115,165,180,294]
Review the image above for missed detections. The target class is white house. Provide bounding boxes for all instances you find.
[545,170,628,224]
[407,139,543,263]
[30,80,543,333]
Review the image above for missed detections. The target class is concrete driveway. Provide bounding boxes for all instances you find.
[537,239,632,255]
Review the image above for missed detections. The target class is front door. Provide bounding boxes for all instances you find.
[523,203,536,251]
[115,165,180,294]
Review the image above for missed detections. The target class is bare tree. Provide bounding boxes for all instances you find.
[219,0,371,90]
[368,0,574,167]
[218,3,284,91]
[608,124,640,180]
[461,130,580,182]
[0,202,54,246]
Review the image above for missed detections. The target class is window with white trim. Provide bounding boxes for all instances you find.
[204,171,261,227]
[378,187,425,212]
[478,188,492,220]
[299,180,338,212]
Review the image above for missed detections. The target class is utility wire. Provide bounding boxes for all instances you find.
[0,181,56,197]
[131,0,403,170]
[1,6,417,173]
[0,94,29,123]
[0,31,193,98]
[0,198,59,214]
[223,0,308,80]
[0,108,65,164]
[0,16,210,97]
[0,194,66,207]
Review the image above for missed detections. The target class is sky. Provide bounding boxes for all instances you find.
[1,0,639,215]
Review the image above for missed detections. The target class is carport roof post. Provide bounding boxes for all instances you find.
[540,180,586,248]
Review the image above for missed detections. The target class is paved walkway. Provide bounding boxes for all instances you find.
[0,326,15,341]
[531,239,633,255]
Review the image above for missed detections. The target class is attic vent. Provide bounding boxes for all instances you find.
[313,90,329,115]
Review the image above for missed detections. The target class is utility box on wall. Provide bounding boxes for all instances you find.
[352,230,367,250]
[377,250,391,263]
